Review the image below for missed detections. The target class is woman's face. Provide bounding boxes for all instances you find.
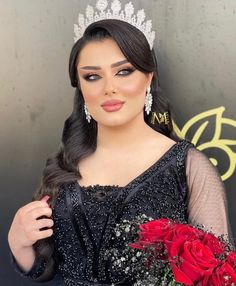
[76,37,153,127]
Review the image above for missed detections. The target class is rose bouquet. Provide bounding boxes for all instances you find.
[129,218,236,285]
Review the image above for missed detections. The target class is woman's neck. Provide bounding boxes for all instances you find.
[96,115,156,151]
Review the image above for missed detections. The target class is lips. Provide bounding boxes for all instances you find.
[101,99,125,107]
[101,99,125,112]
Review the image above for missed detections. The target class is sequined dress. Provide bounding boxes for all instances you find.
[13,140,230,285]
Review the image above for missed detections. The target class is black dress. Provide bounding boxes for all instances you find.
[13,139,230,285]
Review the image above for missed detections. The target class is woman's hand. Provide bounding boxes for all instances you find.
[8,195,54,272]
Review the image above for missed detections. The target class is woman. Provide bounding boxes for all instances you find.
[8,9,231,286]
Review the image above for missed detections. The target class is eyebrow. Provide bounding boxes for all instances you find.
[79,59,129,70]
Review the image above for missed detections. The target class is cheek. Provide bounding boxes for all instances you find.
[80,82,103,103]
[119,77,147,96]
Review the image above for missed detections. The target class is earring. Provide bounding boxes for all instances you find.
[144,86,153,115]
[84,104,91,123]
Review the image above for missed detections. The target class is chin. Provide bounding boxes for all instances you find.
[98,117,130,128]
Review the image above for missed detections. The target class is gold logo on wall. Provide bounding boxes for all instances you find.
[172,107,236,181]
[151,112,170,125]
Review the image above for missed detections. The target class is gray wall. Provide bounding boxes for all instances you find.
[0,0,235,284]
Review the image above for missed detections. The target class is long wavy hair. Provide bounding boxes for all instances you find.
[32,19,178,281]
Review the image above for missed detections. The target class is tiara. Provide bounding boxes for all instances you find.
[74,0,155,49]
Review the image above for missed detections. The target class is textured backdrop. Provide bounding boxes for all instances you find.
[0,0,235,284]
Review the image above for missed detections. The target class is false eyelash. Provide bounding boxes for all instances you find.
[118,67,136,76]
[83,73,100,81]
[83,67,136,81]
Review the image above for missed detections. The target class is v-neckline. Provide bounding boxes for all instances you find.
[76,140,186,191]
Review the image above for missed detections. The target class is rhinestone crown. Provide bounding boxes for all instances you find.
[74,0,155,49]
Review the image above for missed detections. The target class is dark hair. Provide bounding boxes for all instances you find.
[32,19,178,281]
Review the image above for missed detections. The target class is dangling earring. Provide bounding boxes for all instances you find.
[145,86,153,115]
[84,104,91,123]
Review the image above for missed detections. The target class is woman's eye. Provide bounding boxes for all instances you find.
[117,68,135,76]
[83,74,100,81]
[82,67,135,81]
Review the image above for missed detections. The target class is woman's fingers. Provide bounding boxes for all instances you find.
[20,200,49,214]
[35,218,54,230]
[8,197,54,251]
[30,206,52,220]
[30,228,54,241]
[41,195,50,202]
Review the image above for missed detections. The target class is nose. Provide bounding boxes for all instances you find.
[104,78,117,96]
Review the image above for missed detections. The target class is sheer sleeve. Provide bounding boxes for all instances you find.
[185,147,234,244]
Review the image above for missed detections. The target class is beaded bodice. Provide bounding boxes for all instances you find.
[52,140,193,285]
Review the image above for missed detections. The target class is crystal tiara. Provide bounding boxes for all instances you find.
[74,0,156,50]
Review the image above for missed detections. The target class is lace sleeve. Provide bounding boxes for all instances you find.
[186,147,234,244]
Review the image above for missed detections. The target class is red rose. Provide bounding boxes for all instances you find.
[202,232,226,257]
[138,218,174,244]
[165,223,203,243]
[203,263,236,286]
[169,239,219,285]
[227,251,236,271]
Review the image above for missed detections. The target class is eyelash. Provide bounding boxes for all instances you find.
[83,67,136,81]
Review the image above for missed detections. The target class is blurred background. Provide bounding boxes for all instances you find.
[0,0,235,284]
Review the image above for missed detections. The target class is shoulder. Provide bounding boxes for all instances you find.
[148,133,195,164]
[186,145,215,168]
[185,144,222,182]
